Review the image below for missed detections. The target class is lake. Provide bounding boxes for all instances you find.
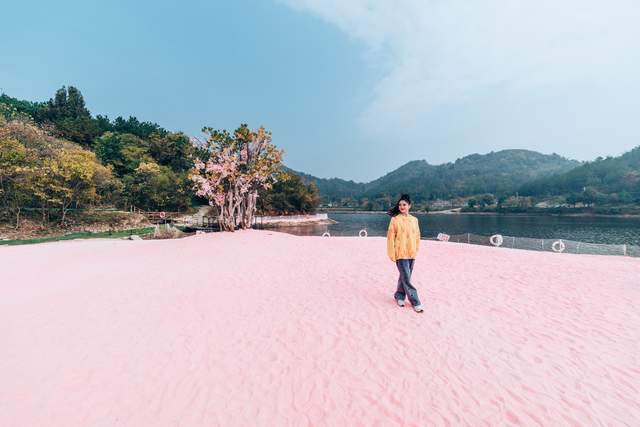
[272,212,640,246]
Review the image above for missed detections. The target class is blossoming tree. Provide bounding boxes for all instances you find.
[190,124,283,231]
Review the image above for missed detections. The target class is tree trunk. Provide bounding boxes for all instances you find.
[14,206,21,230]
[220,193,236,231]
[239,191,258,229]
[237,201,245,229]
[61,198,71,226]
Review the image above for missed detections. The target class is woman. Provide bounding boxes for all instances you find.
[386,194,424,313]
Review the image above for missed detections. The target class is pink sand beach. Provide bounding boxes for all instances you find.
[1,230,639,426]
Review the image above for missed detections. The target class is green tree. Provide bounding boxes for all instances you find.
[258,172,320,215]
[147,132,193,171]
[39,86,100,146]
[582,187,597,207]
[0,94,43,121]
[0,137,32,226]
[1,118,120,225]
[124,162,189,211]
[112,116,167,139]
[479,194,496,208]
[46,144,114,224]
[497,195,507,208]
[566,193,581,207]
[94,132,152,176]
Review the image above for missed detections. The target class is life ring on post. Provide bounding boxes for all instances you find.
[322,232,331,237]
[489,234,503,247]
[551,240,566,253]
[359,229,368,238]
[159,211,166,220]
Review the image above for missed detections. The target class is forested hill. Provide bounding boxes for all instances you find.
[292,150,580,205]
[7,87,634,215]
[0,87,320,221]
[284,167,365,201]
[1,88,194,213]
[519,147,640,202]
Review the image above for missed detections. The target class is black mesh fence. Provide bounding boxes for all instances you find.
[437,233,638,257]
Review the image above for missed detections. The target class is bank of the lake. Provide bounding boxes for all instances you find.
[292,211,640,246]
[253,213,337,227]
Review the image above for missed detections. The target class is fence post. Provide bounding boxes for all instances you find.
[623,244,627,256]
[467,233,470,244]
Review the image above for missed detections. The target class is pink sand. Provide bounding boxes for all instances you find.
[1,230,639,426]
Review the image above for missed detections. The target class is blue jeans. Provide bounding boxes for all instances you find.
[395,259,421,306]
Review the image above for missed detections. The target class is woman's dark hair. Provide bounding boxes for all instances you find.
[387,194,412,216]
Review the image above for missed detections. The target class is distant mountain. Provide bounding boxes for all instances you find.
[519,146,640,198]
[283,167,365,201]
[288,149,580,204]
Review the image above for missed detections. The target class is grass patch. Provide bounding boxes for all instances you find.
[0,227,156,246]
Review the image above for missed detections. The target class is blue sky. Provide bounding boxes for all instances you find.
[2,0,640,181]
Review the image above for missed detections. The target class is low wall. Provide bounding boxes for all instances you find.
[252,213,332,225]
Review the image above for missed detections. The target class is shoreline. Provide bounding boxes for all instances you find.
[320,209,640,218]
[253,213,337,227]
[257,219,336,227]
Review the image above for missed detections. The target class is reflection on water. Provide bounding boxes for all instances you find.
[270,212,640,245]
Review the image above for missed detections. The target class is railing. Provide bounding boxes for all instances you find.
[181,212,224,230]
[441,233,639,257]
[318,229,640,258]
[138,211,183,223]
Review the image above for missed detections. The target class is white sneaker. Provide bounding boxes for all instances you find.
[396,299,405,307]
[413,304,424,313]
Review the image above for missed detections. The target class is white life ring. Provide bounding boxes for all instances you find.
[489,234,503,247]
[552,240,566,253]
[359,229,368,238]
[322,232,331,237]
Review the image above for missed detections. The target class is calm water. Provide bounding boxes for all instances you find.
[274,212,640,246]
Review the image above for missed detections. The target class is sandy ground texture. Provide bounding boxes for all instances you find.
[1,230,639,426]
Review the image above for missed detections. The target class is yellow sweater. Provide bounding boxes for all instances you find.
[386,214,421,262]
